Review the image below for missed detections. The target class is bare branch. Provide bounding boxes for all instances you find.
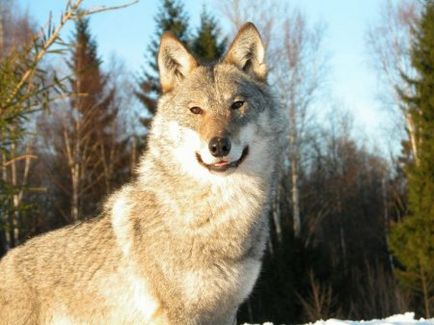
[2,154,38,167]
[77,0,139,18]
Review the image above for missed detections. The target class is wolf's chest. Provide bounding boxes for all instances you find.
[180,257,261,313]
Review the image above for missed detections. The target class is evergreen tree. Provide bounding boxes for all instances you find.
[390,0,434,317]
[191,7,226,63]
[41,16,129,221]
[70,16,106,116]
[135,0,190,129]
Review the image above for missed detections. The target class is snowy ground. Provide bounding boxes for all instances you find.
[244,312,434,325]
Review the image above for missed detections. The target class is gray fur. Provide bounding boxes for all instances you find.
[0,23,286,325]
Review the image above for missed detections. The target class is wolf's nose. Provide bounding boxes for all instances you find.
[209,137,231,157]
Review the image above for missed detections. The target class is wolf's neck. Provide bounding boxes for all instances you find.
[137,149,271,234]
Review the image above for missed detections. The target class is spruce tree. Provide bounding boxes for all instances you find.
[135,0,190,129]
[191,7,226,63]
[45,16,128,221]
[69,16,111,124]
[390,0,434,317]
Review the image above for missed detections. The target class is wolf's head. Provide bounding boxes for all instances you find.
[148,23,284,182]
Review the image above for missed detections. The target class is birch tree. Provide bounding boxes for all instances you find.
[366,0,420,160]
[275,13,327,238]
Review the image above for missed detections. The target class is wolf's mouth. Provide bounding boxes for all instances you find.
[196,146,249,172]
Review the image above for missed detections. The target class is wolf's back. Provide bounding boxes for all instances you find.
[0,217,119,324]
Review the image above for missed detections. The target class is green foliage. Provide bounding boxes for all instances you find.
[0,42,54,151]
[391,0,434,317]
[135,0,190,121]
[390,215,434,290]
[69,15,108,116]
[192,7,226,63]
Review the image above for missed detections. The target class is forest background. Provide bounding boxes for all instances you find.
[1,0,433,322]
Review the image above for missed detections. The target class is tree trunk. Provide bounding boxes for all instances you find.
[406,112,419,166]
[382,177,395,271]
[289,107,301,238]
[291,154,301,237]
[63,127,80,222]
[71,163,79,221]
[420,261,431,318]
[10,141,19,246]
[131,136,137,172]
[1,144,11,251]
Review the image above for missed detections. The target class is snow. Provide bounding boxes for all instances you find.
[306,313,434,325]
[244,313,434,325]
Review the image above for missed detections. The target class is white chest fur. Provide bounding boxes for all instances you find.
[98,264,160,323]
[181,257,261,313]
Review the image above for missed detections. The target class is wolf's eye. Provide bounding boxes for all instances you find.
[189,106,203,115]
[231,101,244,110]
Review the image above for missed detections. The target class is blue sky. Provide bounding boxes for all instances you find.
[18,0,392,148]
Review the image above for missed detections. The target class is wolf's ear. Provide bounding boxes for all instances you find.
[223,22,267,81]
[158,32,198,93]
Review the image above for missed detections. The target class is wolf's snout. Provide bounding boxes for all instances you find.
[209,137,231,157]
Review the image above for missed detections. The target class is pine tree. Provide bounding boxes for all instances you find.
[390,0,434,317]
[70,16,106,116]
[135,0,190,129]
[191,7,226,63]
[41,16,128,222]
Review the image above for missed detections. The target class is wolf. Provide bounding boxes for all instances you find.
[0,23,286,324]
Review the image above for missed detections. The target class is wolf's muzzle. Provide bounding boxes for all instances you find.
[196,146,249,173]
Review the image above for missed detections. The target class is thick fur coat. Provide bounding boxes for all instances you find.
[0,23,286,325]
